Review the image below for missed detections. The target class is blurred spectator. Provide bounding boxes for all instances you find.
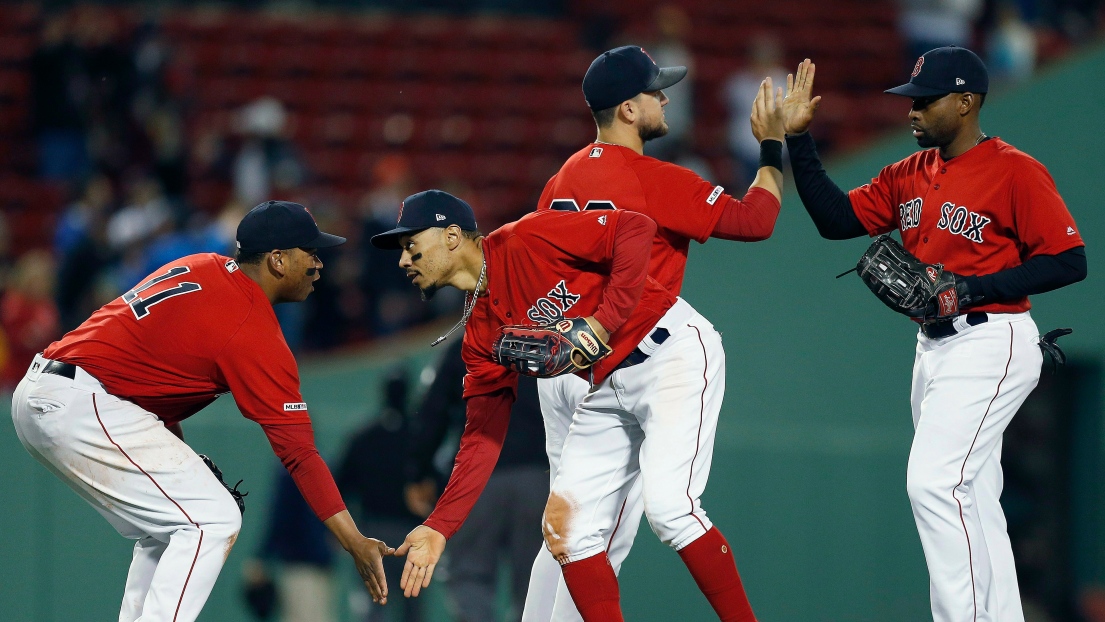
[30,13,88,181]
[405,340,548,622]
[359,156,433,337]
[54,180,115,331]
[724,34,788,187]
[242,467,337,622]
[233,97,305,206]
[986,1,1038,83]
[108,176,174,292]
[0,250,60,389]
[54,174,115,257]
[897,0,984,61]
[642,4,695,160]
[137,199,243,279]
[336,369,425,622]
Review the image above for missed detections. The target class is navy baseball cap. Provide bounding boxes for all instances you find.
[885,46,989,98]
[370,190,478,250]
[582,45,687,111]
[236,200,346,253]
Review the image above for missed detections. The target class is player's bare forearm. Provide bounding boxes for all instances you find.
[323,509,364,550]
[751,165,784,203]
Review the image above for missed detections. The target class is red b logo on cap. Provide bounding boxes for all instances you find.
[912,56,924,77]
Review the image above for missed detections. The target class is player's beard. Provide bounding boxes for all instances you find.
[638,117,668,143]
[419,283,438,301]
[914,119,956,149]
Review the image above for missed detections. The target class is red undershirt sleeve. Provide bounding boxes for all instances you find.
[592,211,655,334]
[710,187,781,241]
[260,422,347,522]
[423,388,514,539]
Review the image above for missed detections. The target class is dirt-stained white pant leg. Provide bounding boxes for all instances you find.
[11,357,243,622]
[907,314,1040,622]
[546,300,722,563]
[614,308,723,551]
[543,377,643,564]
[523,375,645,622]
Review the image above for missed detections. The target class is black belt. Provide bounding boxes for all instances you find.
[613,327,670,372]
[921,312,988,339]
[37,359,76,379]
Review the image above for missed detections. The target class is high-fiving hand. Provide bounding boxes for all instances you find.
[750,76,785,143]
[394,524,447,598]
[781,58,822,136]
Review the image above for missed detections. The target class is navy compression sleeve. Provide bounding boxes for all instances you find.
[786,132,867,240]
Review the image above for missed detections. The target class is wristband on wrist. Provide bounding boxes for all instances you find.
[759,139,783,171]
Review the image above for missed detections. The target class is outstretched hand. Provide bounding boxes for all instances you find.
[750,76,785,143]
[781,58,822,135]
[393,525,447,598]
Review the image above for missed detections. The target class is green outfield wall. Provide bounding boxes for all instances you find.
[2,42,1102,621]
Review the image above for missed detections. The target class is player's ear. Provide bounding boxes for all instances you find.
[617,98,637,125]
[958,93,975,116]
[268,250,286,276]
[443,225,461,251]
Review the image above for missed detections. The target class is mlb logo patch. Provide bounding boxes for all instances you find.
[225,260,239,273]
[589,147,603,158]
[706,186,724,205]
[284,402,308,411]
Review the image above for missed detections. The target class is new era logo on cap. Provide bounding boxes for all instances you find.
[956,78,965,85]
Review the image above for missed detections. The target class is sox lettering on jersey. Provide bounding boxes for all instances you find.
[526,279,581,324]
[937,202,991,243]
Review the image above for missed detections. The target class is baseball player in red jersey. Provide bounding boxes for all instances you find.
[11,201,394,621]
[780,48,1086,621]
[372,190,754,621]
[524,45,786,622]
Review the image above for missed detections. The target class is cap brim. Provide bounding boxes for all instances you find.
[304,231,347,249]
[646,66,687,92]
[884,82,949,97]
[370,226,427,250]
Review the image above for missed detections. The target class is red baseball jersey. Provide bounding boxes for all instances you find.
[536,143,731,295]
[849,138,1084,314]
[461,208,675,399]
[45,253,310,427]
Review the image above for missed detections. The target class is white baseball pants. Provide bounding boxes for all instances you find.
[12,355,242,622]
[524,298,723,619]
[522,374,644,622]
[908,312,1042,622]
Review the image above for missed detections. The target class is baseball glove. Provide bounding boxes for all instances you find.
[848,234,977,322]
[493,317,612,378]
[199,454,248,515]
